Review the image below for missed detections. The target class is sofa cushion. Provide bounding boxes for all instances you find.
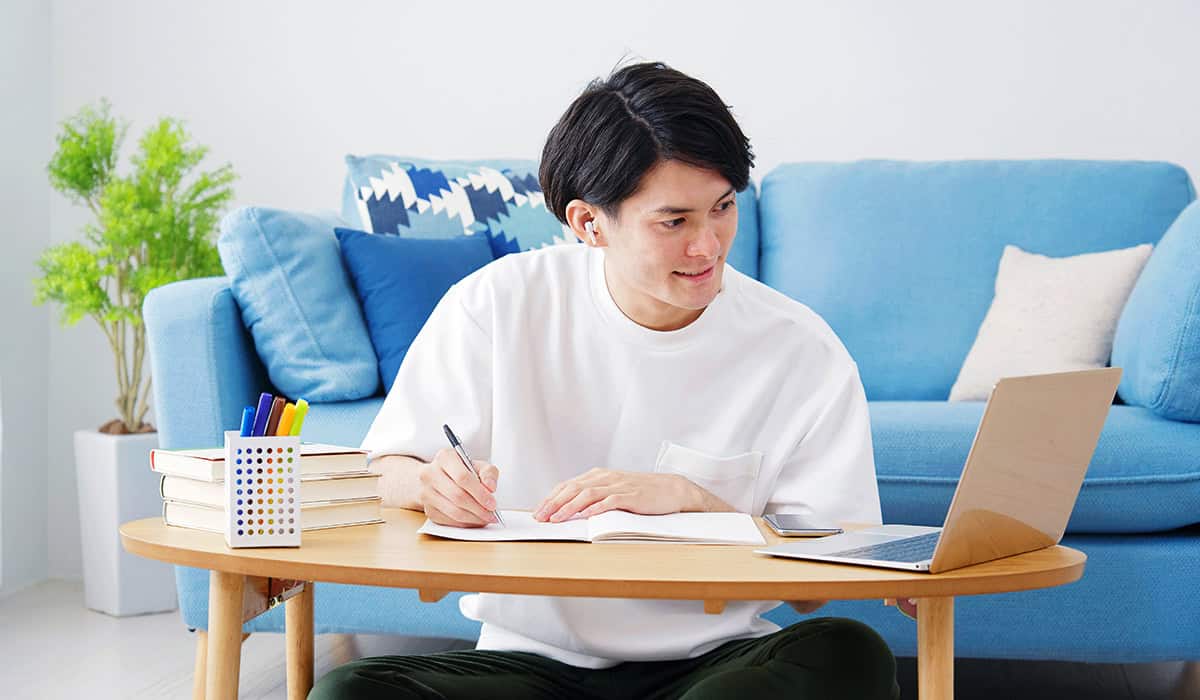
[870,400,1200,533]
[949,243,1151,401]
[217,207,381,402]
[1112,199,1200,421]
[336,228,495,392]
[769,530,1200,662]
[342,155,563,257]
[340,154,762,278]
[295,397,385,448]
[759,160,1195,400]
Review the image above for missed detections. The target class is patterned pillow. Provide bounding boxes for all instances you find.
[341,155,575,257]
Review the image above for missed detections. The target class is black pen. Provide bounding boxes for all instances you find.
[442,424,504,526]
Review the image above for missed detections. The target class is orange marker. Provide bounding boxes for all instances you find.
[275,403,296,436]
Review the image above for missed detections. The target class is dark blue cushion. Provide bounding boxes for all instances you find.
[335,228,494,392]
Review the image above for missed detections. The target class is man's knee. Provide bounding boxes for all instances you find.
[308,659,422,700]
[825,617,894,663]
[307,663,360,700]
[775,618,899,698]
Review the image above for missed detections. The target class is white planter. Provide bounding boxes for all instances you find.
[74,429,177,616]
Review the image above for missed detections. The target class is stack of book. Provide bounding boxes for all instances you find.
[151,443,384,532]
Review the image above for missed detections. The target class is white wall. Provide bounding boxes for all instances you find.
[0,0,51,595]
[27,0,1200,578]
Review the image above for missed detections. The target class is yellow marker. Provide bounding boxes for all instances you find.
[275,403,296,436]
[289,399,309,436]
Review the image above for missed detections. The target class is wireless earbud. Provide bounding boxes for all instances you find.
[584,221,598,245]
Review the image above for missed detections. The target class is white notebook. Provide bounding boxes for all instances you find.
[418,510,766,545]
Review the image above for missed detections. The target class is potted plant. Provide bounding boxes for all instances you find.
[35,100,234,615]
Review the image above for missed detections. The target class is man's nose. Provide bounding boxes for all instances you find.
[687,226,722,259]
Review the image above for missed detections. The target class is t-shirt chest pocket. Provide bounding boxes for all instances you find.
[653,441,763,514]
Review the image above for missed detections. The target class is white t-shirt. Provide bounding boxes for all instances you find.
[361,243,881,669]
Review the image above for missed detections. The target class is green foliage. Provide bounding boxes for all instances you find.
[46,100,124,209]
[34,100,236,432]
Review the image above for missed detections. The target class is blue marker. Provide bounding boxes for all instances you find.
[239,406,256,437]
[251,392,273,436]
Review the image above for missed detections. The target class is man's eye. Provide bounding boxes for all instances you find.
[717,200,735,212]
[662,218,685,229]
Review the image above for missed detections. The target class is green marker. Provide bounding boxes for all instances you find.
[289,398,309,437]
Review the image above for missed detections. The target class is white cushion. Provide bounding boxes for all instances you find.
[949,243,1153,401]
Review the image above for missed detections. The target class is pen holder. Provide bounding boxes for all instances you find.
[224,430,302,548]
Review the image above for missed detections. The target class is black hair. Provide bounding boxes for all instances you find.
[539,61,754,224]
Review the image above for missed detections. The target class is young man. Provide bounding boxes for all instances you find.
[310,62,899,699]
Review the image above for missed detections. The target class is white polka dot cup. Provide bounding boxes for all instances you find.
[223,430,302,548]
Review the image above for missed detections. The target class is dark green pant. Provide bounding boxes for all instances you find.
[308,617,900,699]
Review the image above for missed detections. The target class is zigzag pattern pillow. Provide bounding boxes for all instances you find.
[341,155,576,258]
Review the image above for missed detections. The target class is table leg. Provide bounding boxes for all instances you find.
[206,571,245,700]
[1172,661,1200,700]
[917,596,954,700]
[192,630,207,700]
[285,582,315,700]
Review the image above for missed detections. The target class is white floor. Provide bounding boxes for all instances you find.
[0,580,472,699]
[1,580,1195,699]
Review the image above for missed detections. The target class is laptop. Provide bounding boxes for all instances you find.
[756,367,1121,574]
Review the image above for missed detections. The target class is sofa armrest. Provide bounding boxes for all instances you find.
[144,276,271,450]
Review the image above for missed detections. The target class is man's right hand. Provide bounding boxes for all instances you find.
[893,597,918,621]
[418,447,500,528]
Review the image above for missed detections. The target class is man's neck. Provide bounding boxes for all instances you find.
[603,257,705,332]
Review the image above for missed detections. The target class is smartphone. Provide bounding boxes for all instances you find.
[763,513,844,537]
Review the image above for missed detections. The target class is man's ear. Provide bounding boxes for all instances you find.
[564,199,606,247]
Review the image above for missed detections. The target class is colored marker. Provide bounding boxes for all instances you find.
[265,396,286,436]
[276,403,296,436]
[239,406,255,437]
[289,398,309,437]
[251,392,273,436]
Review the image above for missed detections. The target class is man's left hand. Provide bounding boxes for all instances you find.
[533,469,729,522]
[786,600,828,614]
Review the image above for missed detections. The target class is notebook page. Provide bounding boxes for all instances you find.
[417,510,589,542]
[586,511,766,545]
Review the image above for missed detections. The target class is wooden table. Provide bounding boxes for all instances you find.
[120,509,1085,700]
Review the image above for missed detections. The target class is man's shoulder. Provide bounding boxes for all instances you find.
[458,242,585,288]
[451,242,587,315]
[728,268,856,371]
[496,241,585,275]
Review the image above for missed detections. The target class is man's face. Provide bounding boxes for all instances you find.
[597,159,738,331]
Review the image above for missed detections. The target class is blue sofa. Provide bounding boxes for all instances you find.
[144,159,1200,663]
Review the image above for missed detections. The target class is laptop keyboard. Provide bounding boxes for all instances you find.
[828,531,941,563]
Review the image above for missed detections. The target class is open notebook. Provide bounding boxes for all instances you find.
[418,510,766,545]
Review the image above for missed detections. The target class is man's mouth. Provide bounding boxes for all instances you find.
[673,264,715,281]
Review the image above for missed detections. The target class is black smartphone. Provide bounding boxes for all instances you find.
[763,513,844,537]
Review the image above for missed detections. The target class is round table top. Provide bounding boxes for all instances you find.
[120,508,1086,601]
